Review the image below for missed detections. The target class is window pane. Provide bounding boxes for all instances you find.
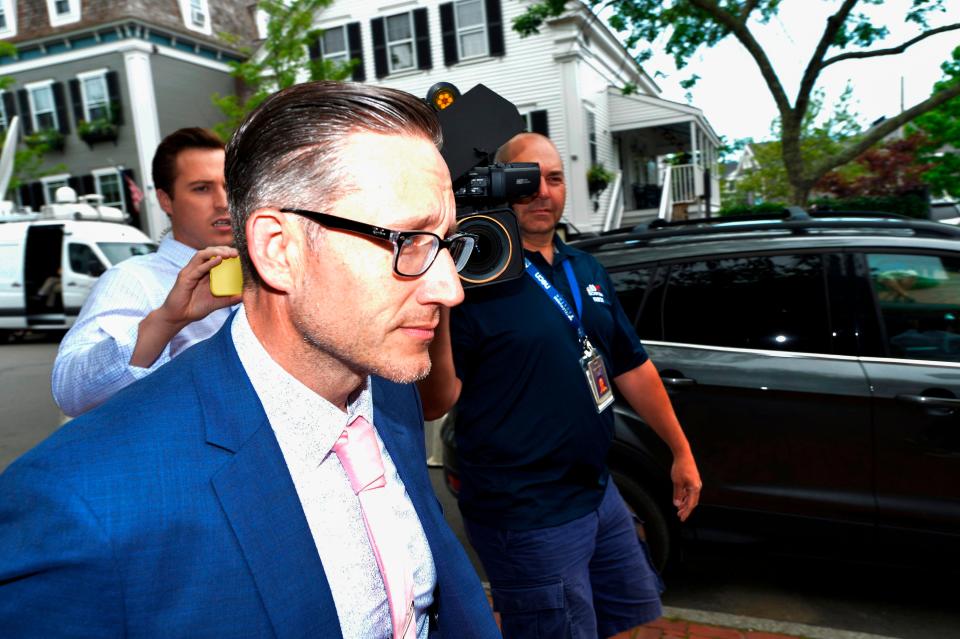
[37,112,56,130]
[45,179,68,203]
[55,0,70,14]
[459,30,486,58]
[662,254,830,353]
[456,0,484,27]
[389,43,414,70]
[868,253,960,362]
[322,27,346,54]
[386,13,411,41]
[32,87,53,112]
[97,242,156,265]
[96,173,122,208]
[69,244,104,276]
[609,267,654,331]
[84,77,107,103]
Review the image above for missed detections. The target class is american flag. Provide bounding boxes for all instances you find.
[124,174,144,214]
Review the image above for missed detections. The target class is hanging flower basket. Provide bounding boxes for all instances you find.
[78,117,119,147]
[587,163,614,196]
[25,129,66,152]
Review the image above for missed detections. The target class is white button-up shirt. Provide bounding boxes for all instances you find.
[51,235,234,416]
[231,307,437,639]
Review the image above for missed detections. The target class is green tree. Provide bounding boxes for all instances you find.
[515,0,960,205]
[911,46,960,199]
[211,0,353,140]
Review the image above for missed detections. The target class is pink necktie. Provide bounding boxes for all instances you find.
[334,416,416,639]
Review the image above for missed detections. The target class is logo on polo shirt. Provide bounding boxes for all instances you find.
[586,283,607,304]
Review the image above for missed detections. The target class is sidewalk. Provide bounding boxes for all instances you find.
[631,617,803,639]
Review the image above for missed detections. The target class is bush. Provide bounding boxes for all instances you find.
[717,201,787,217]
[810,194,930,219]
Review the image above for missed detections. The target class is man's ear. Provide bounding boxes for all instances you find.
[156,189,174,216]
[246,208,300,292]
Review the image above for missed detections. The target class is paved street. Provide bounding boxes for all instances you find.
[4,338,959,638]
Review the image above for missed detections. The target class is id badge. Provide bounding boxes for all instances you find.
[580,346,614,413]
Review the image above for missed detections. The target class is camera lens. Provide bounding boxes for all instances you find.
[457,214,514,285]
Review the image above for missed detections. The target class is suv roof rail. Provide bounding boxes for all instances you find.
[573,209,960,251]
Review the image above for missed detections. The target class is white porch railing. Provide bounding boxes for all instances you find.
[658,163,721,221]
[601,170,624,232]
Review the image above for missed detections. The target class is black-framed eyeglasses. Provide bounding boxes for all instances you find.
[280,208,477,278]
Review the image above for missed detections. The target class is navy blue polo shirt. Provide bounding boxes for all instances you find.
[450,237,648,530]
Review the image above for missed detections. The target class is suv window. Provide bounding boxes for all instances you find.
[867,252,960,362]
[652,253,831,353]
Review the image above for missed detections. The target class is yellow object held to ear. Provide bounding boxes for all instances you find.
[210,257,243,297]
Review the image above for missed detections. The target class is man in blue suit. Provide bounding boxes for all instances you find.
[0,81,500,639]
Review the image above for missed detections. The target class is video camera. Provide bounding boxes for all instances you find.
[425,83,540,287]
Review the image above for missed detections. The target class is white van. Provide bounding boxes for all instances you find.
[0,220,156,335]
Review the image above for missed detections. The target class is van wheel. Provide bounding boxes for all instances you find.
[610,471,673,573]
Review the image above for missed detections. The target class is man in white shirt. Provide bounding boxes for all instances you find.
[51,128,242,416]
[1,81,500,638]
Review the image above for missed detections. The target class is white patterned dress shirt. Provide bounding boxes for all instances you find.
[231,307,437,639]
[51,235,234,416]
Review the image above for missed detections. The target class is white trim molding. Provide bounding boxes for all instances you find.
[122,48,164,239]
[46,0,81,28]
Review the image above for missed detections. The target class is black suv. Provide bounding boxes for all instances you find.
[442,209,960,571]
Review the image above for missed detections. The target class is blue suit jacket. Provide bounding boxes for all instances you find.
[0,323,500,639]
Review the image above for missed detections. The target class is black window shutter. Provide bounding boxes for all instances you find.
[69,79,85,124]
[68,176,83,194]
[18,184,33,209]
[347,22,365,81]
[17,90,33,135]
[1,92,15,133]
[106,71,123,125]
[30,181,45,206]
[52,82,70,134]
[308,36,320,61]
[485,0,505,57]
[439,3,458,66]
[530,110,549,137]
[371,18,387,79]
[81,174,96,195]
[413,8,432,70]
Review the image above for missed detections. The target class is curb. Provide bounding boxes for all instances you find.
[662,606,902,639]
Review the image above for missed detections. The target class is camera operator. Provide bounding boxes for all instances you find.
[419,132,702,639]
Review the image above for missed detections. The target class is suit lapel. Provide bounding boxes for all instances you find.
[198,323,343,639]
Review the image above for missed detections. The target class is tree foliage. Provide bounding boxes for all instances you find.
[515,0,960,204]
[910,46,960,198]
[211,0,353,140]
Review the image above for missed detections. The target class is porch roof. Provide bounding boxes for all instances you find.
[607,89,722,148]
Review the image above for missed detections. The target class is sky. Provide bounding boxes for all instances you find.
[626,0,960,144]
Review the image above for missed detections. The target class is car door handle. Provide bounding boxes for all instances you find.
[67,282,77,286]
[11,282,21,287]
[662,376,696,387]
[896,394,960,408]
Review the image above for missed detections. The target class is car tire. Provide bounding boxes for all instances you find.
[610,470,672,573]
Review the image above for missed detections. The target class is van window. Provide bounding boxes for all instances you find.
[97,242,156,266]
[68,243,106,276]
[867,253,960,362]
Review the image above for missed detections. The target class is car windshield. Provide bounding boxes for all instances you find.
[97,242,157,266]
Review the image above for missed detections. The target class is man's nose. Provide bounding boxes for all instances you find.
[419,249,464,308]
[214,183,228,210]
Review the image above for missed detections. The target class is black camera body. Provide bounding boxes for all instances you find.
[429,83,540,288]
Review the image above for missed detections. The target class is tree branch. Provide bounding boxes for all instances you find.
[794,0,859,128]
[807,82,960,181]
[822,23,960,68]
[738,0,760,23]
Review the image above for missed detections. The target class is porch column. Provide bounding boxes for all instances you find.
[122,42,165,240]
[557,56,591,231]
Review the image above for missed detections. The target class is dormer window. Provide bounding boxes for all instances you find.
[46,0,80,27]
[0,0,12,39]
[179,0,211,35]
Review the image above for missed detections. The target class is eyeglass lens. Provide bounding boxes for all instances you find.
[396,234,475,276]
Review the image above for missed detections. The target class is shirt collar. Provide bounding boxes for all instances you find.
[230,306,374,469]
[157,234,198,269]
[523,234,573,269]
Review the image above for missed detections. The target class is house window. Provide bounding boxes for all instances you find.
[455,0,487,59]
[0,91,6,131]
[586,109,597,165]
[46,0,80,26]
[179,0,211,34]
[321,25,348,64]
[386,12,416,73]
[190,0,206,28]
[80,73,110,122]
[93,169,125,211]
[0,0,16,37]
[42,174,70,204]
[28,83,58,132]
